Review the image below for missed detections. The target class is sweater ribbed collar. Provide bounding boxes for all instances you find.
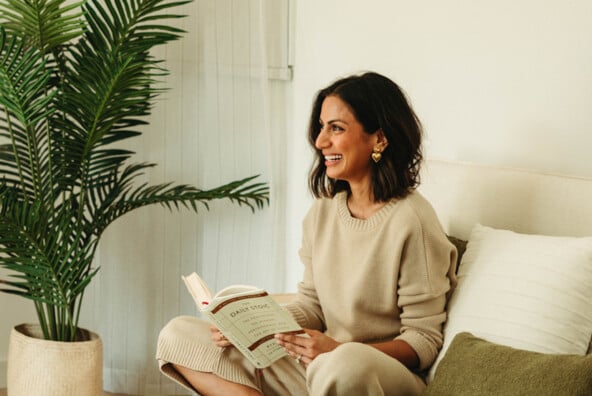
[335,191,399,231]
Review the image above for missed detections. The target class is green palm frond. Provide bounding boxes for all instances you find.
[0,0,85,53]
[0,28,57,202]
[91,172,269,237]
[0,187,99,340]
[0,0,270,341]
[57,0,191,192]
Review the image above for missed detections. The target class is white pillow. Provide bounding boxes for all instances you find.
[429,224,592,381]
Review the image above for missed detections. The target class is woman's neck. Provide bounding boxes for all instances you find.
[346,188,386,220]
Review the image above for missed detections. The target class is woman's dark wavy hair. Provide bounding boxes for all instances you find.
[308,72,424,201]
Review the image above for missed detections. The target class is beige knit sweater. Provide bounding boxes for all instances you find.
[284,191,457,371]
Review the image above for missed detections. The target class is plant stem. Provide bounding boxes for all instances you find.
[35,300,50,339]
[4,107,28,194]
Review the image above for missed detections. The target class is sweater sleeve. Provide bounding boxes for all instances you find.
[394,204,458,371]
[283,201,326,330]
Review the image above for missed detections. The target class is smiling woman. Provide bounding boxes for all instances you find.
[156,72,457,396]
[308,73,424,205]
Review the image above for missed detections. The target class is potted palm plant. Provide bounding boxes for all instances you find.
[0,0,269,393]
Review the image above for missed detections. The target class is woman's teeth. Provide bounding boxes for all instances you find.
[325,155,342,161]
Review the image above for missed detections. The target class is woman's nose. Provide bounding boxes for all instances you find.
[315,128,329,149]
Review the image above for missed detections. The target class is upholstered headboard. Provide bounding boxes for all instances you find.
[419,159,592,240]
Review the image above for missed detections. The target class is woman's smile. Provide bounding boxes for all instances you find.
[324,154,343,166]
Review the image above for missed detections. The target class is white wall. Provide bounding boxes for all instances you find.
[284,0,592,289]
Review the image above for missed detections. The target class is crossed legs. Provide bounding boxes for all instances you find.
[172,364,262,396]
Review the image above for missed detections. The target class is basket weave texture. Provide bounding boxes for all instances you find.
[7,324,102,396]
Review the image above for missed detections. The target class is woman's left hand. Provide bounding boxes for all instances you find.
[275,329,341,368]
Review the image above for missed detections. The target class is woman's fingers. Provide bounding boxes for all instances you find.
[276,332,308,348]
[275,328,341,364]
[275,329,315,367]
[209,325,232,347]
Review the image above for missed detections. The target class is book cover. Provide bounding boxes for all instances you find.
[183,272,303,368]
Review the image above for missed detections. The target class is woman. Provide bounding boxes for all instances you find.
[157,71,457,395]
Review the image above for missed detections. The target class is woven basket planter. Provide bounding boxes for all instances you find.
[7,324,102,396]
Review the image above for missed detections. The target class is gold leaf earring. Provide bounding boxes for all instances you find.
[371,147,382,163]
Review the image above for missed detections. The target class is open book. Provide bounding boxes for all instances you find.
[182,272,303,368]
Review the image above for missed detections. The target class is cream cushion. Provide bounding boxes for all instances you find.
[428,224,592,381]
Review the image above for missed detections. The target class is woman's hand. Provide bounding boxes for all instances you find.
[275,329,341,368]
[209,325,233,348]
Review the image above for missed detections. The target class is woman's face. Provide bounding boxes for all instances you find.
[315,95,378,187]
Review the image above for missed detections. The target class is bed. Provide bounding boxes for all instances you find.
[418,159,592,395]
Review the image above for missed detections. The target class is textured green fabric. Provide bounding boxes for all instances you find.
[424,332,592,396]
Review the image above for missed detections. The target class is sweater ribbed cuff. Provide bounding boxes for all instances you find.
[395,331,438,371]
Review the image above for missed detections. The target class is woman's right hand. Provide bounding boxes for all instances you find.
[209,325,233,348]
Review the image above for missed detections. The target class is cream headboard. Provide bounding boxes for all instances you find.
[419,159,592,240]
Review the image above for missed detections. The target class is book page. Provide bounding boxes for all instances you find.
[215,284,260,298]
[182,273,213,306]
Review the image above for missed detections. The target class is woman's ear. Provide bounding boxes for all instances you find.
[375,129,389,150]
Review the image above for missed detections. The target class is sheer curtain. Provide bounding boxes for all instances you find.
[81,1,289,394]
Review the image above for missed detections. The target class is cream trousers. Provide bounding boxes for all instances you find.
[156,316,426,395]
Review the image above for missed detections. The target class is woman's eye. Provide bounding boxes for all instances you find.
[319,123,344,134]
